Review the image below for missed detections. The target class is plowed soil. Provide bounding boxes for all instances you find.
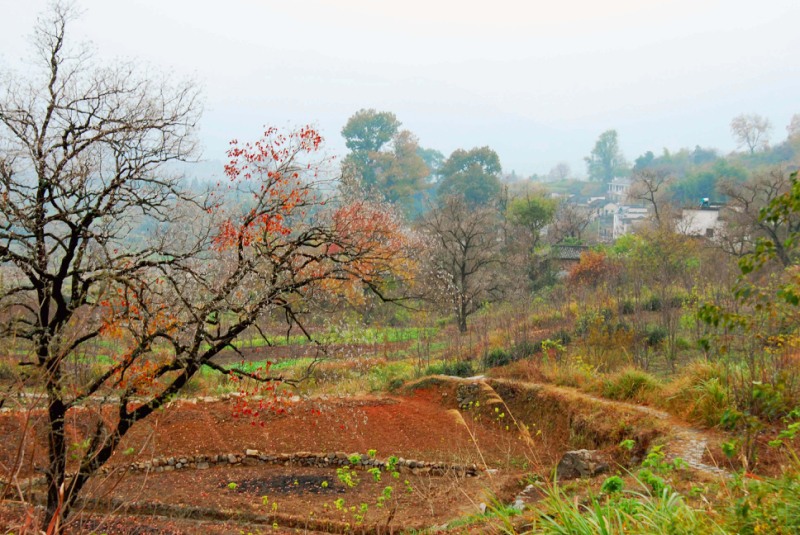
[0,386,530,533]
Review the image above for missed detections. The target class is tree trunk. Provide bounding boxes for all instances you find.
[458,302,468,333]
[45,375,68,530]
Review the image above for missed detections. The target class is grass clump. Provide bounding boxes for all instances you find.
[600,367,662,403]
[528,482,720,534]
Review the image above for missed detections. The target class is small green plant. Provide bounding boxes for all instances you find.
[368,467,382,482]
[722,439,739,459]
[376,485,393,508]
[601,475,624,494]
[337,466,359,488]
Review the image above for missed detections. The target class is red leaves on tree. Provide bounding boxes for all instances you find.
[213,126,321,251]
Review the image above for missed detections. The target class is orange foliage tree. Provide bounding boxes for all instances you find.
[0,120,414,530]
[0,11,413,525]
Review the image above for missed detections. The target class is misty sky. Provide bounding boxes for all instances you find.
[1,0,798,177]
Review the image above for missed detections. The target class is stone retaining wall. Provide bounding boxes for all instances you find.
[2,450,480,501]
[110,450,480,478]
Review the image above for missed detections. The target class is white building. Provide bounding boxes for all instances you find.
[679,207,723,239]
[612,206,650,239]
[607,177,632,202]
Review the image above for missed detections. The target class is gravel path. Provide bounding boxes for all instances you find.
[484,377,729,477]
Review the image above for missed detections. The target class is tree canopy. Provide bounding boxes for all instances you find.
[437,147,502,206]
[585,129,629,182]
[341,109,401,154]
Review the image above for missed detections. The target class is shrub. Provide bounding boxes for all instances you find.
[675,337,692,351]
[483,348,512,368]
[668,294,687,309]
[0,360,18,381]
[728,472,800,534]
[553,328,572,346]
[644,325,668,348]
[751,382,790,422]
[425,360,474,378]
[601,475,624,494]
[620,299,635,315]
[512,340,539,359]
[644,295,663,312]
[387,378,405,391]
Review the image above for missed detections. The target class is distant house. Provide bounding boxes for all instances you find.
[607,177,632,202]
[550,244,589,276]
[612,206,650,239]
[679,201,724,239]
[601,202,619,216]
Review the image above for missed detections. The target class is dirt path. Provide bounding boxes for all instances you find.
[483,377,729,478]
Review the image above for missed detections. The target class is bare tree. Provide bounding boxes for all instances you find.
[628,169,675,227]
[548,162,571,181]
[730,113,772,154]
[787,114,800,141]
[717,168,798,266]
[0,4,409,530]
[550,201,595,243]
[420,195,501,333]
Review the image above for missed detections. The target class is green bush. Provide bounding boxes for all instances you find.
[601,475,624,494]
[644,325,668,347]
[553,328,572,346]
[425,360,475,378]
[513,340,540,359]
[751,382,790,422]
[484,348,512,368]
[728,472,800,534]
[644,295,663,312]
[620,299,635,315]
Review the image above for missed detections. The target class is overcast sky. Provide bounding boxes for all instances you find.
[1,0,798,177]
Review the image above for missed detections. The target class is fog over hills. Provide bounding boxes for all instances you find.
[1,0,798,176]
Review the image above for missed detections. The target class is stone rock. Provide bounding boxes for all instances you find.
[457,383,481,409]
[245,449,259,457]
[555,450,610,480]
